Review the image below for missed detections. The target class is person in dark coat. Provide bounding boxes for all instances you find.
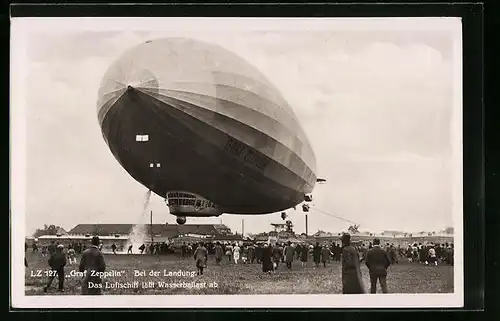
[214,242,223,265]
[44,244,67,292]
[418,244,426,264]
[388,244,398,264]
[255,244,263,264]
[336,244,342,261]
[79,236,106,295]
[448,244,454,265]
[300,243,309,267]
[321,245,331,267]
[365,238,391,293]
[341,234,365,294]
[313,242,322,267]
[272,245,282,269]
[48,241,56,257]
[247,244,255,263]
[295,244,302,260]
[261,243,274,273]
[284,242,295,269]
[194,242,208,275]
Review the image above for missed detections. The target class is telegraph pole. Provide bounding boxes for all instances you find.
[150,210,154,244]
[241,219,245,236]
[305,213,308,237]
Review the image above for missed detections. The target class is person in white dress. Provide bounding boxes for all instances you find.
[233,244,241,264]
[67,247,77,265]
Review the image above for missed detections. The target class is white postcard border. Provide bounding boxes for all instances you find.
[10,17,464,309]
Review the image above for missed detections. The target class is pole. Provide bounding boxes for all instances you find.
[242,219,244,236]
[150,210,154,244]
[305,214,308,237]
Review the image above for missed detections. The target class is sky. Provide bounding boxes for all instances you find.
[13,18,462,236]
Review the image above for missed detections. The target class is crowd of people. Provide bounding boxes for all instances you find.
[180,241,343,269]
[403,242,454,265]
[177,240,453,268]
[25,235,454,295]
[27,241,90,257]
[27,237,453,268]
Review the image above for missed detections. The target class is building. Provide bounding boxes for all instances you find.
[29,224,233,249]
[313,232,454,246]
[68,223,230,238]
[212,234,245,243]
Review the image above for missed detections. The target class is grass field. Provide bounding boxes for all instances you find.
[24,251,454,295]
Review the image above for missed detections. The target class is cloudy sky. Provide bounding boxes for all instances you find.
[13,18,461,236]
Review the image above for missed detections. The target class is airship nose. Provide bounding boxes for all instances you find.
[127,85,134,91]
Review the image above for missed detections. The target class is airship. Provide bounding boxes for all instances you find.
[97,38,318,224]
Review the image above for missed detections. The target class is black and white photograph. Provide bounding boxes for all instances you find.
[11,17,463,308]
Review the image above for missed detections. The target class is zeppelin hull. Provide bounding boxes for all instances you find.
[102,88,310,214]
[97,38,317,215]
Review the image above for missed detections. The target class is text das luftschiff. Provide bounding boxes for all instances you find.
[87,280,216,289]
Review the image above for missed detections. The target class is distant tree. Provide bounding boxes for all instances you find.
[348,225,360,234]
[220,227,232,235]
[444,227,454,234]
[33,224,61,238]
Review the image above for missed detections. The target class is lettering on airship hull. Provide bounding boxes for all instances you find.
[224,137,270,171]
[224,138,245,157]
[244,150,270,171]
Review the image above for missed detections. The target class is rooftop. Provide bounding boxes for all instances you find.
[68,223,231,238]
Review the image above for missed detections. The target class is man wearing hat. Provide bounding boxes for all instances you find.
[193,241,208,275]
[44,244,67,292]
[79,236,106,295]
[365,238,391,293]
[284,241,295,269]
[214,242,223,265]
[341,233,365,294]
